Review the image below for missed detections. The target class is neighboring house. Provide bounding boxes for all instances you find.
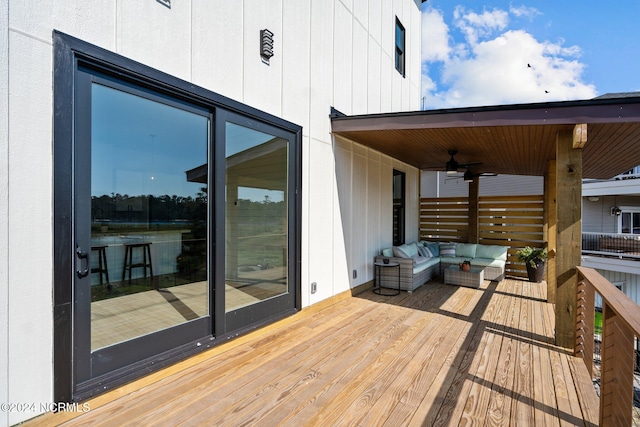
[581,166,640,305]
[0,1,425,425]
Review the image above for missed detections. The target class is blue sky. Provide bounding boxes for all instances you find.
[421,1,640,108]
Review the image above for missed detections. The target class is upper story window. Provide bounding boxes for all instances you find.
[395,17,405,77]
[619,209,640,234]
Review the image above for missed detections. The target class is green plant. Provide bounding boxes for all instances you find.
[516,246,548,268]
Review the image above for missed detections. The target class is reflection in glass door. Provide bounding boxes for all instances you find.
[89,83,209,351]
[225,123,289,313]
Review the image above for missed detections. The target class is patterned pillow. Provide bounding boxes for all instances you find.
[421,240,440,257]
[439,242,457,257]
[417,245,433,258]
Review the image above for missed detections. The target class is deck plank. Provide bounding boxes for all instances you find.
[484,279,522,426]
[455,280,512,426]
[21,278,599,427]
[429,280,503,426]
[530,280,561,427]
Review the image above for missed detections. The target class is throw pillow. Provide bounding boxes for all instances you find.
[422,240,440,257]
[393,246,410,258]
[439,242,457,257]
[417,245,433,258]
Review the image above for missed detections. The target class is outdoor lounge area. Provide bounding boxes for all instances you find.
[27,276,599,426]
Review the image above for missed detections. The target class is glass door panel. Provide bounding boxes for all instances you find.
[225,123,288,312]
[90,83,209,350]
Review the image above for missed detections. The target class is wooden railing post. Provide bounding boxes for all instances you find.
[577,266,640,425]
[600,301,635,426]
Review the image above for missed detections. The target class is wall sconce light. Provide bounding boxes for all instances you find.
[611,207,622,216]
[260,29,274,64]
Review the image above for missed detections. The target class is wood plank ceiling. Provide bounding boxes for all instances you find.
[331,98,640,179]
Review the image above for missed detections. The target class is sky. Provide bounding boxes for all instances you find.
[421,1,640,109]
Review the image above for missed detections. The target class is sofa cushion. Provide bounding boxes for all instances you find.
[475,244,508,261]
[381,247,394,257]
[439,242,457,257]
[440,256,467,266]
[414,255,431,265]
[413,256,439,274]
[456,243,477,259]
[420,240,440,257]
[470,258,506,268]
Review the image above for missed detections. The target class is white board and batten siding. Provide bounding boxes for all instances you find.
[3,1,423,424]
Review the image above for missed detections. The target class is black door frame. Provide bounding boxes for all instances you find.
[53,31,302,402]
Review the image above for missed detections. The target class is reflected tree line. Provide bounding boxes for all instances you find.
[92,188,208,225]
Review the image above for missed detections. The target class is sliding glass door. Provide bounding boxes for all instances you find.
[55,33,300,401]
[73,73,213,384]
[220,112,297,332]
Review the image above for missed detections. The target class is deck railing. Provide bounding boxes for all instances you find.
[576,266,640,426]
[582,232,640,260]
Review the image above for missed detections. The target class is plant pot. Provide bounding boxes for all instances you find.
[460,263,471,271]
[526,260,546,282]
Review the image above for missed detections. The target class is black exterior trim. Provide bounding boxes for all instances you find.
[53,30,303,402]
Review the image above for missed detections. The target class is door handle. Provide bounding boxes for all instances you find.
[76,246,89,278]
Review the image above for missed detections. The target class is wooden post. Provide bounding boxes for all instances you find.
[468,177,479,244]
[600,302,634,426]
[555,131,582,349]
[544,160,557,304]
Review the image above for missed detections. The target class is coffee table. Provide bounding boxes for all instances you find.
[444,265,484,288]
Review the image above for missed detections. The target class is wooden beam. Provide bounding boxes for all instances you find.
[555,131,582,349]
[468,177,479,243]
[544,160,557,304]
[572,123,587,149]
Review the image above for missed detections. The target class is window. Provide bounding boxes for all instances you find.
[619,209,640,234]
[395,18,406,77]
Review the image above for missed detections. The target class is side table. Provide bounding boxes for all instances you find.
[373,261,401,296]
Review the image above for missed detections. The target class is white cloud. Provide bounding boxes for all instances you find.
[453,6,509,46]
[509,5,542,19]
[422,6,597,109]
[422,8,450,61]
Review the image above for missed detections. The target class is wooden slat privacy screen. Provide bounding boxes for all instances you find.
[420,195,545,278]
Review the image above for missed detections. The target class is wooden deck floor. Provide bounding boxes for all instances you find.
[28,277,599,426]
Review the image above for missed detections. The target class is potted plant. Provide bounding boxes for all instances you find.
[459,260,471,271]
[516,246,548,282]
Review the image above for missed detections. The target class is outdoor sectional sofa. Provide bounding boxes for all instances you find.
[373,241,509,292]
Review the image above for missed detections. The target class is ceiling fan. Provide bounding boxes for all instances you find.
[426,150,496,182]
[443,149,482,174]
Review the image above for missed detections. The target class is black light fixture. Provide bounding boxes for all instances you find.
[445,154,458,174]
[463,168,474,182]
